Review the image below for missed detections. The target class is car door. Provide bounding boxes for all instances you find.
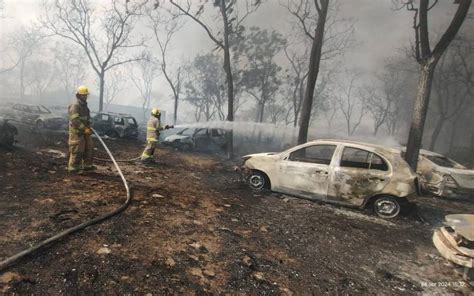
[92,114,111,134]
[328,146,391,207]
[193,128,210,149]
[277,144,337,201]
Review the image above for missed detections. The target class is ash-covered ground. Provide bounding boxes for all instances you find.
[1,127,473,295]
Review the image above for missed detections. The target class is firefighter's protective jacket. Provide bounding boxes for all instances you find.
[146,116,164,142]
[68,98,91,136]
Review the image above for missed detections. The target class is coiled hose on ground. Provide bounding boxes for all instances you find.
[0,128,131,271]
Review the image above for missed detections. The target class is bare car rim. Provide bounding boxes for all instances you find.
[374,197,400,218]
[249,173,265,190]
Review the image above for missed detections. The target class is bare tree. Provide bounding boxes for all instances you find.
[7,26,44,99]
[396,0,472,170]
[103,68,128,110]
[26,60,56,100]
[129,54,159,122]
[429,36,473,150]
[169,0,262,158]
[335,71,368,136]
[284,45,309,127]
[150,6,185,125]
[54,43,87,102]
[42,0,147,111]
[235,27,286,123]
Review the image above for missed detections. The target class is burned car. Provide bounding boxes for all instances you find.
[3,103,67,130]
[163,127,228,152]
[0,117,18,148]
[416,150,474,199]
[91,112,139,139]
[241,139,419,219]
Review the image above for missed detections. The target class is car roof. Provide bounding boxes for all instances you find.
[306,139,401,154]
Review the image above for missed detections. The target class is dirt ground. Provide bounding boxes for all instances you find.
[1,128,473,295]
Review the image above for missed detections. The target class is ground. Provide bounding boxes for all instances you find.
[0,128,473,295]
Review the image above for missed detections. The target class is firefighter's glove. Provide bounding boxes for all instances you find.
[84,127,93,136]
[165,125,174,130]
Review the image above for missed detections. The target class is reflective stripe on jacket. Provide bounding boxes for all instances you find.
[146,116,164,142]
[68,99,90,134]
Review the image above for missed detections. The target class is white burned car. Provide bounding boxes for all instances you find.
[416,150,474,199]
[241,139,419,219]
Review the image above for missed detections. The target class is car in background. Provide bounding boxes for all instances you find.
[162,127,228,152]
[416,149,474,199]
[0,117,18,148]
[241,139,419,219]
[91,112,139,139]
[2,103,67,130]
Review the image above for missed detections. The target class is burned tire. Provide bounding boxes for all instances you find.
[373,196,401,219]
[35,120,45,130]
[0,130,14,148]
[106,130,120,139]
[181,143,193,152]
[248,171,269,191]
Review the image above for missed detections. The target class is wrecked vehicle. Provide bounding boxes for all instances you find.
[241,139,419,219]
[416,150,474,199]
[3,103,67,130]
[433,214,474,285]
[0,117,18,148]
[163,127,228,152]
[91,112,139,139]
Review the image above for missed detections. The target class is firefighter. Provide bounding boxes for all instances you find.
[141,108,173,164]
[68,85,95,173]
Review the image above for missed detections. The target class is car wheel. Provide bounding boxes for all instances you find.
[36,120,45,130]
[106,130,120,139]
[181,143,193,152]
[0,130,14,148]
[248,171,268,191]
[373,196,401,219]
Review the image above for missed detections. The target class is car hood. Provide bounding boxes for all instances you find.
[243,152,280,159]
[436,166,474,189]
[38,113,64,120]
[164,135,191,142]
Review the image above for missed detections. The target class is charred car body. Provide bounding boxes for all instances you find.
[241,139,419,219]
[416,150,474,199]
[0,117,18,148]
[91,112,139,139]
[163,127,228,152]
[2,103,66,130]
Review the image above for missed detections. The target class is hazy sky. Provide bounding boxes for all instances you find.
[0,0,472,110]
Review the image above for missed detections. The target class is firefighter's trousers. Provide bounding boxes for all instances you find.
[141,140,157,160]
[68,133,94,171]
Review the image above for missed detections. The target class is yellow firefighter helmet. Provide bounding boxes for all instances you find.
[151,108,161,117]
[76,85,90,95]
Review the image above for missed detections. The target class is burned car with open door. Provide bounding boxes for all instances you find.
[241,139,419,219]
[91,112,139,139]
[163,127,229,152]
[0,117,18,148]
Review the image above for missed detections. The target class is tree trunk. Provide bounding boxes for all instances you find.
[297,0,329,144]
[98,70,105,112]
[174,95,178,125]
[220,0,234,159]
[429,116,445,151]
[405,62,436,170]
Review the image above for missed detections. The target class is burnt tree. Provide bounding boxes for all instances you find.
[399,0,471,170]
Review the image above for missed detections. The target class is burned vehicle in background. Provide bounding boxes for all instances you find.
[241,139,419,219]
[0,117,18,148]
[163,127,229,152]
[91,112,139,139]
[416,150,474,199]
[2,103,67,130]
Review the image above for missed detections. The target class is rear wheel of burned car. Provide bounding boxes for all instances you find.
[373,196,401,219]
[248,171,269,191]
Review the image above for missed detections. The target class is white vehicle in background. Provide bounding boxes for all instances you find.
[416,150,474,199]
[241,139,420,219]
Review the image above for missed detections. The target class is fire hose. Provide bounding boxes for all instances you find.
[0,128,131,271]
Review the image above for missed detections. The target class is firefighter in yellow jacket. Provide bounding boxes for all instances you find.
[68,85,95,173]
[141,108,173,163]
